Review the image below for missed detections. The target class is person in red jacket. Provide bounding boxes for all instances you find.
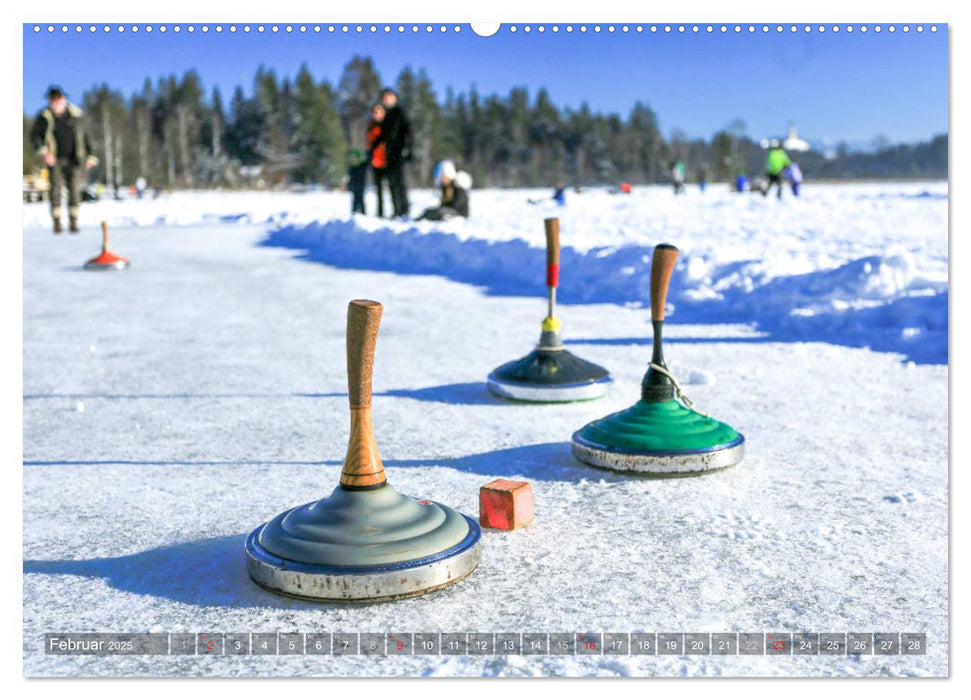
[365,103,389,218]
[369,88,412,218]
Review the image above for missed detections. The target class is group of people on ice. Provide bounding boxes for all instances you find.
[348,87,472,222]
[734,141,803,198]
[668,141,802,199]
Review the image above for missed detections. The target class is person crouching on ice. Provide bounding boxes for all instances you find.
[416,160,471,221]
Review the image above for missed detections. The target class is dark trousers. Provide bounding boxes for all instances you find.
[373,167,389,217]
[765,172,783,199]
[387,164,409,217]
[351,188,365,214]
[50,160,82,219]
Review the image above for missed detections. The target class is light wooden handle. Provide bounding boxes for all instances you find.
[544,218,560,287]
[341,299,386,489]
[650,244,678,322]
[346,299,382,407]
[101,221,108,251]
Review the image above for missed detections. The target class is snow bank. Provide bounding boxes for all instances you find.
[260,184,947,364]
[23,182,947,364]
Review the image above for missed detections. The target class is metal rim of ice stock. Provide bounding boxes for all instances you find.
[570,432,746,474]
[486,373,613,403]
[244,515,482,603]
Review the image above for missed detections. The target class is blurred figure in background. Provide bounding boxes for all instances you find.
[734,171,749,193]
[374,88,412,218]
[29,86,98,233]
[346,149,368,215]
[528,180,566,207]
[785,162,804,197]
[366,103,388,217]
[670,159,685,195]
[764,140,791,199]
[697,166,708,193]
[416,160,471,221]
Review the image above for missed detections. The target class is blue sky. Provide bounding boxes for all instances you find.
[23,23,948,145]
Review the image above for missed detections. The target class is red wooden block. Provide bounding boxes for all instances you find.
[479,479,534,530]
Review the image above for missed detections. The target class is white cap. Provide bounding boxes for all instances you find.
[434,160,457,184]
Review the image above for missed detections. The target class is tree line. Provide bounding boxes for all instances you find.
[22,55,948,188]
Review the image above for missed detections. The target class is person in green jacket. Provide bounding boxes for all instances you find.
[764,140,791,200]
[29,86,98,233]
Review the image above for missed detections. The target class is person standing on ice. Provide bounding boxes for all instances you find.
[785,162,803,197]
[365,103,389,217]
[734,172,748,193]
[415,160,471,221]
[370,88,412,218]
[764,140,791,199]
[29,86,98,233]
[670,159,686,194]
[346,149,368,215]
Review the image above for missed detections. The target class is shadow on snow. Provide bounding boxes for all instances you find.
[23,383,503,407]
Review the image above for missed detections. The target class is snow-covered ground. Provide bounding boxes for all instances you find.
[22,183,948,676]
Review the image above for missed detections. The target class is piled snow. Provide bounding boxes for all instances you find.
[21,184,948,677]
[24,182,944,363]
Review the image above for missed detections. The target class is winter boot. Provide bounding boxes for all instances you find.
[69,216,80,233]
[53,218,62,234]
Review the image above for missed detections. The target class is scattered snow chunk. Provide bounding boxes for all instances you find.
[686,369,715,386]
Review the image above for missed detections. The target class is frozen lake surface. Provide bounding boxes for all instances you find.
[22,183,948,676]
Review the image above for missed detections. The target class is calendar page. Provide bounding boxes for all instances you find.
[18,4,949,680]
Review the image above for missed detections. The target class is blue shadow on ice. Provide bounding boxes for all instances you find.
[262,220,947,365]
[24,383,502,407]
[23,443,648,608]
[24,443,638,483]
[24,535,328,610]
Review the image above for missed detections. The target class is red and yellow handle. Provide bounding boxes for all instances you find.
[544,218,560,288]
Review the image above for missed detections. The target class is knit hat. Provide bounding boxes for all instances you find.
[433,160,457,185]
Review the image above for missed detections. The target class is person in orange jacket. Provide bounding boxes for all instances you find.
[365,103,389,217]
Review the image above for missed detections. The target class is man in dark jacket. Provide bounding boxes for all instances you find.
[373,88,412,218]
[30,86,98,233]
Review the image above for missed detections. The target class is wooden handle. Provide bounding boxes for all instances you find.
[101,221,108,251]
[544,218,560,287]
[650,244,678,322]
[346,299,383,407]
[341,299,386,488]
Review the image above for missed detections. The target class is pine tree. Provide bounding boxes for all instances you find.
[224,87,261,167]
[292,64,347,185]
[337,56,382,150]
[627,102,663,182]
[84,83,127,190]
[396,66,441,186]
[254,67,293,183]
[174,71,204,186]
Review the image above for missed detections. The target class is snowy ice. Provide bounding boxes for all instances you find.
[22,182,947,676]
